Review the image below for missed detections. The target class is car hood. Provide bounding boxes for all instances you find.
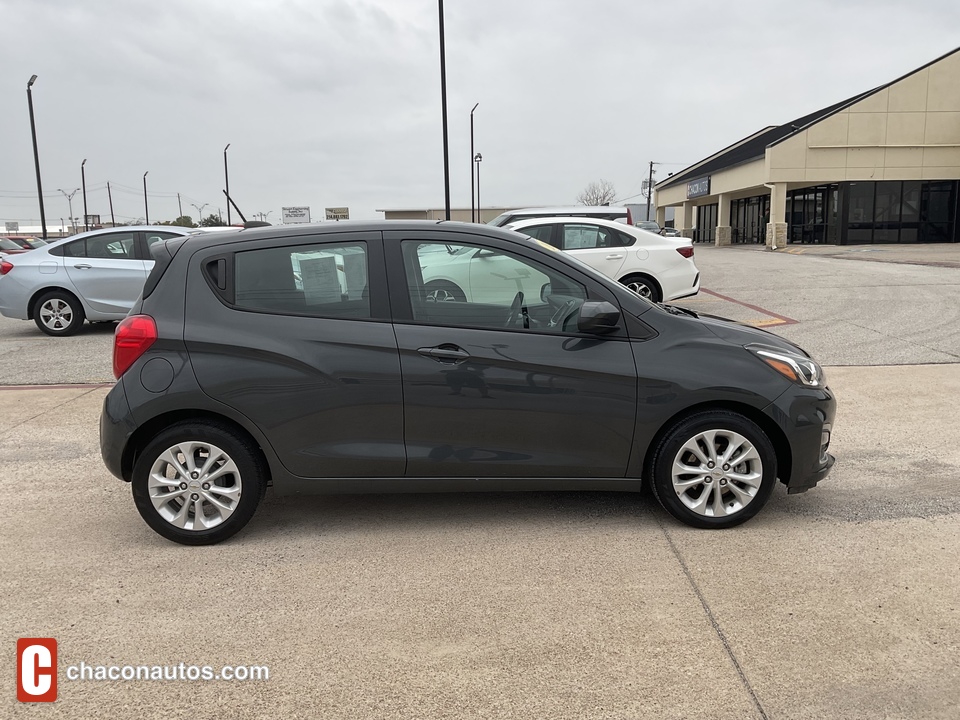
[677,308,809,357]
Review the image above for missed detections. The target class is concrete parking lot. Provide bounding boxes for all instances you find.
[3,245,960,718]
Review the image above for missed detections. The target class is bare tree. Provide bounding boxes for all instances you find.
[576,179,617,206]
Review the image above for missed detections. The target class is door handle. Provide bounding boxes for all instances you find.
[605,254,624,260]
[417,345,470,364]
[73,263,92,269]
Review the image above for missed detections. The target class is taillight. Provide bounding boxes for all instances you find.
[113,315,157,379]
[677,246,694,258]
[626,208,634,226]
[0,260,13,275]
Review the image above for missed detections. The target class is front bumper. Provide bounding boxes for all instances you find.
[764,383,837,494]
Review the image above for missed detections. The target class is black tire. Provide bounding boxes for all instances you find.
[424,280,467,302]
[131,421,267,545]
[33,290,85,336]
[649,410,777,529]
[620,274,661,303]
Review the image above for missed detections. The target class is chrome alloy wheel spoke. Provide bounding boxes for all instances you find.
[671,429,763,518]
[148,442,242,532]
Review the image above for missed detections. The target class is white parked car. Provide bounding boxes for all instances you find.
[504,216,700,303]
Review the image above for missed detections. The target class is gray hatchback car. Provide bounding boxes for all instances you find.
[101,221,836,545]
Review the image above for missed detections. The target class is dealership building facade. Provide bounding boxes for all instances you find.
[654,47,960,247]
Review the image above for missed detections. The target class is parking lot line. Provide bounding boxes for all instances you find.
[0,382,114,392]
[701,289,799,326]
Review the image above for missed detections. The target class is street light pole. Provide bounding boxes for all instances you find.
[474,153,483,223]
[190,203,208,225]
[26,75,48,240]
[470,103,479,222]
[438,0,451,220]
[107,181,115,226]
[224,143,231,225]
[81,159,88,231]
[57,188,79,234]
[143,171,149,225]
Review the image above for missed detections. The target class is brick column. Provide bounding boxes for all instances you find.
[679,201,694,239]
[765,183,787,249]
[715,193,731,246]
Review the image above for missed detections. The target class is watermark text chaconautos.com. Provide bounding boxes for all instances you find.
[17,638,268,703]
[65,661,270,681]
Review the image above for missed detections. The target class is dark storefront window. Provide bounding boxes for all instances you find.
[836,180,958,245]
[694,204,717,243]
[730,195,769,244]
[787,185,840,244]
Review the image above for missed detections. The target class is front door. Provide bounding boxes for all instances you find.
[62,230,148,315]
[385,230,638,478]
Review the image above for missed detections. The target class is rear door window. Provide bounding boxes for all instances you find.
[234,242,370,318]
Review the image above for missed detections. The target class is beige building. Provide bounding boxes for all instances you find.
[377,207,511,223]
[655,47,960,247]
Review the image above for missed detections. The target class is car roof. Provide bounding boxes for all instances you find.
[506,216,633,230]
[169,220,541,254]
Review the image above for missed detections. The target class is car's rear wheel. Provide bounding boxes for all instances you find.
[131,421,267,545]
[649,410,777,529]
[620,274,661,303]
[34,291,85,336]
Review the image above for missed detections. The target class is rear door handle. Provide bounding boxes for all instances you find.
[605,254,624,260]
[73,263,92,269]
[417,345,470,364]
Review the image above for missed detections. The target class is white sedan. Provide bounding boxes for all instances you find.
[505,216,700,303]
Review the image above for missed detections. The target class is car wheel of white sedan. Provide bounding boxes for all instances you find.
[620,274,661,303]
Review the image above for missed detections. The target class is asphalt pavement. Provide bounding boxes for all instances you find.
[2,243,959,718]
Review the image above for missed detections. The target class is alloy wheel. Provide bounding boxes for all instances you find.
[148,442,242,531]
[670,429,763,517]
[39,299,74,332]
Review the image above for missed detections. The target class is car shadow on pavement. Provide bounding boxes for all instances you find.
[242,491,656,541]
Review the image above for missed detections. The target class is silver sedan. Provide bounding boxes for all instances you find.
[0,226,193,336]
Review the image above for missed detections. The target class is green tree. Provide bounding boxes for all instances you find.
[199,214,227,227]
[166,216,196,227]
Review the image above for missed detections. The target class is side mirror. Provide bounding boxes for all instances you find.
[540,282,552,302]
[577,301,620,334]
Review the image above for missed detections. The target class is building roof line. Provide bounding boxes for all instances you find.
[656,45,960,191]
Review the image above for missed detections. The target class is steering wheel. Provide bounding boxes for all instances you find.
[504,291,530,328]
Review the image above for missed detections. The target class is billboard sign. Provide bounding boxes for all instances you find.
[325,207,349,221]
[282,207,311,224]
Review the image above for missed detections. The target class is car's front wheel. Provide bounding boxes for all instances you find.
[131,421,267,545]
[649,410,777,529]
[34,290,85,336]
[620,274,661,303]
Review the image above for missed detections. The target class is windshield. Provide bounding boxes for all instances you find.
[0,239,22,251]
[487,212,512,226]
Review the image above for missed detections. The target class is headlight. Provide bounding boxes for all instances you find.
[747,345,825,388]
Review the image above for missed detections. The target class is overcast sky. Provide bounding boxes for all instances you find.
[2,0,958,226]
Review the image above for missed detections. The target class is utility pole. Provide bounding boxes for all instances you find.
[647,161,656,221]
[223,144,231,225]
[177,193,183,219]
[107,182,115,226]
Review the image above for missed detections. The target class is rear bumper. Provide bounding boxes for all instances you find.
[100,378,137,481]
